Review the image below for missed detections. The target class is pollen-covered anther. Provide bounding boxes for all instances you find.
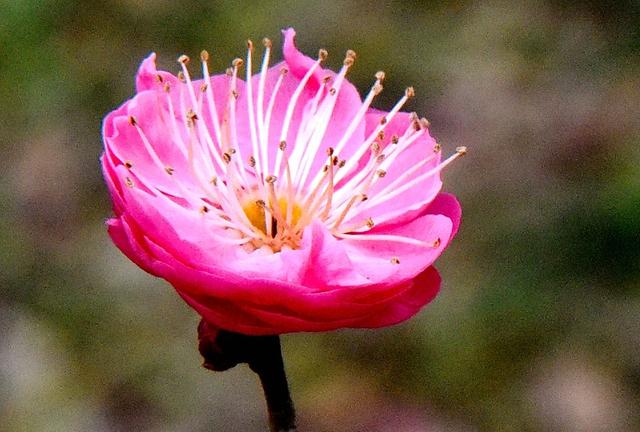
[124,161,133,169]
[162,82,171,93]
[186,109,198,123]
[279,140,287,151]
[164,166,174,175]
[366,217,375,229]
[405,86,415,98]
[375,71,386,81]
[376,169,387,178]
[177,71,186,82]
[247,39,254,50]
[265,175,277,184]
[178,54,190,64]
[200,205,209,214]
[329,87,337,95]
[338,159,346,168]
[231,90,239,99]
[222,152,232,164]
[155,74,164,83]
[280,67,288,75]
[456,146,468,156]
[125,177,134,188]
[391,135,399,144]
[318,49,328,61]
[433,238,442,248]
[379,116,387,125]
[200,50,209,62]
[326,147,334,157]
[420,117,431,129]
[371,142,381,155]
[346,49,357,60]
[263,37,272,48]
[377,130,385,140]
[128,115,137,126]
[210,176,218,186]
[248,156,256,167]
[360,193,368,202]
[433,143,442,153]
[390,257,400,264]
[200,83,208,92]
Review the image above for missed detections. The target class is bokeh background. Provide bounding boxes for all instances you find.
[1,0,639,430]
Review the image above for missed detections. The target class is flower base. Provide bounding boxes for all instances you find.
[198,320,296,432]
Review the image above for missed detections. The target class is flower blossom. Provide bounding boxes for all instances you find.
[102,28,463,335]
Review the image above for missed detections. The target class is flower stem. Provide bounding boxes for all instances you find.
[198,320,297,431]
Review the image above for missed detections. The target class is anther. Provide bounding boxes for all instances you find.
[391,135,399,144]
[177,71,186,82]
[248,156,256,167]
[377,130,385,140]
[366,217,375,229]
[247,39,254,50]
[433,238,441,248]
[232,58,243,68]
[178,54,190,64]
[263,38,272,48]
[280,67,289,75]
[318,49,328,61]
[413,120,421,131]
[200,206,209,214]
[420,117,431,129]
[346,49,357,60]
[376,154,385,163]
[200,50,209,62]
[124,161,132,169]
[256,199,266,208]
[128,116,137,126]
[322,75,332,83]
[360,194,368,202]
[186,109,198,122]
[279,140,287,151]
[379,116,387,125]
[405,87,415,98]
[155,74,164,83]
[125,177,134,188]
[390,257,400,264]
[165,166,174,175]
[375,71,386,81]
[433,143,441,153]
[163,82,171,93]
[326,147,335,157]
[376,169,387,178]
[210,176,218,186]
[456,146,468,156]
[232,90,239,99]
[200,83,208,92]
[338,159,346,168]
[371,142,380,154]
[332,156,339,166]
[225,68,233,76]
[223,153,232,164]
[329,88,337,95]
[265,175,277,184]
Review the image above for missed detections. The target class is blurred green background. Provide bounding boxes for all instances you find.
[1,0,639,430]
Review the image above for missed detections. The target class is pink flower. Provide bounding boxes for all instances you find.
[102,28,464,335]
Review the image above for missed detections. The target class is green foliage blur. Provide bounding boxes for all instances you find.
[1,1,639,430]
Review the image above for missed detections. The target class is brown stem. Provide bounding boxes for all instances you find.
[198,320,297,431]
